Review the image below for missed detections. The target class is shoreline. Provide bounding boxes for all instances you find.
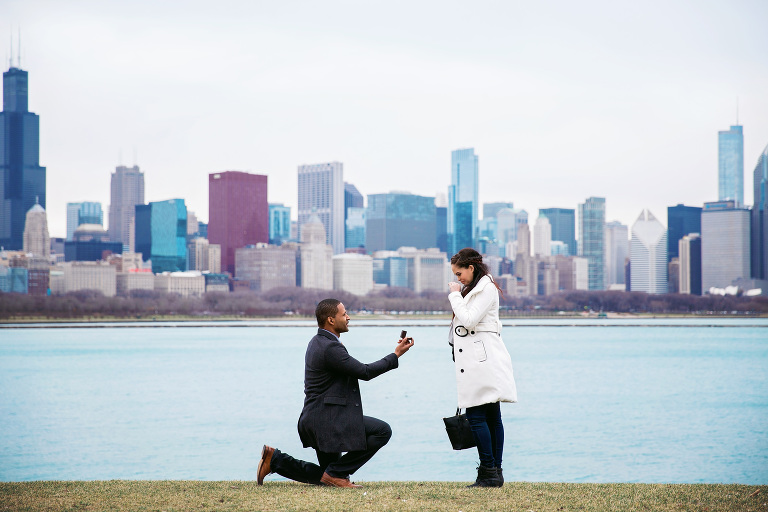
[1,311,767,325]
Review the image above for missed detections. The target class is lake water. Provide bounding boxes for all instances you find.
[1,318,766,484]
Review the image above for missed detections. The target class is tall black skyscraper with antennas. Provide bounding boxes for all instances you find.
[0,53,46,250]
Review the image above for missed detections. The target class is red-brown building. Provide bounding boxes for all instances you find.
[208,171,268,275]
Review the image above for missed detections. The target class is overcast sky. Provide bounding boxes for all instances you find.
[4,0,768,238]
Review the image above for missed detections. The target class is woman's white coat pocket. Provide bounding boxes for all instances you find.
[473,341,487,362]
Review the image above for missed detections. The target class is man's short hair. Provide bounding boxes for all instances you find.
[315,298,341,328]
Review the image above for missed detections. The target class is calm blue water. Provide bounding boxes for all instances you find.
[0,319,766,484]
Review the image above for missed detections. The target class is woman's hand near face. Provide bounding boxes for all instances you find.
[448,281,462,293]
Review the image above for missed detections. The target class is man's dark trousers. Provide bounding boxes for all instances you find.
[270,416,392,483]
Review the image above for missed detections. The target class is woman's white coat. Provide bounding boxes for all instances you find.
[448,274,517,409]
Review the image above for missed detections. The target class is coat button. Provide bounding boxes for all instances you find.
[471,331,475,335]
[355,403,360,407]
[460,369,464,373]
[459,349,463,352]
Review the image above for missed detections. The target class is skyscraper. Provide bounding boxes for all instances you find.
[366,192,436,252]
[701,200,751,292]
[134,199,188,273]
[345,183,363,212]
[448,148,478,255]
[604,221,628,287]
[0,63,46,250]
[539,208,577,256]
[66,203,80,241]
[718,124,744,206]
[298,162,344,254]
[209,171,269,275]
[436,205,448,254]
[578,197,606,290]
[345,207,366,250]
[630,210,667,294]
[188,237,221,274]
[533,216,551,257]
[22,201,50,258]
[109,165,144,250]
[752,144,768,280]
[667,204,702,262]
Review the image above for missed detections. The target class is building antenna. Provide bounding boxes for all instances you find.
[9,28,13,68]
[17,27,21,68]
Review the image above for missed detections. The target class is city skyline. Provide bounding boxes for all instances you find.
[3,1,768,238]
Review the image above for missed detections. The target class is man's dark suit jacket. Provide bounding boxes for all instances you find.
[297,328,399,453]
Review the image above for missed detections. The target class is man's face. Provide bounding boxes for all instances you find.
[328,303,350,335]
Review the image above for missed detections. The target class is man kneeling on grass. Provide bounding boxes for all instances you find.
[257,298,414,488]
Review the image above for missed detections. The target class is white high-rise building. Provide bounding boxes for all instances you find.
[188,238,222,274]
[109,165,145,250]
[23,201,50,258]
[66,203,80,241]
[630,210,667,294]
[533,216,552,257]
[701,200,751,292]
[299,214,333,290]
[298,162,345,254]
[604,221,629,287]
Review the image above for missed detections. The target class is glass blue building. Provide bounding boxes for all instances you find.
[345,207,366,249]
[667,204,701,263]
[134,199,187,273]
[436,206,448,254]
[539,208,577,256]
[365,192,436,252]
[268,203,291,245]
[0,65,46,250]
[718,124,744,206]
[448,148,478,255]
[578,197,606,290]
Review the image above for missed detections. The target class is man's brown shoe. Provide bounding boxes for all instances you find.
[257,445,274,485]
[320,472,362,488]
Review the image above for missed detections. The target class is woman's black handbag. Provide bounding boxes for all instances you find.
[443,408,477,450]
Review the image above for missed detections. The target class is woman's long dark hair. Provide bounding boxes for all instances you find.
[450,247,502,297]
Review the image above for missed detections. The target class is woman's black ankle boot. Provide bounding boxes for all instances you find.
[467,466,501,488]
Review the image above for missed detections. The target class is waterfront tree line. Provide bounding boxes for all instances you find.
[1,287,767,320]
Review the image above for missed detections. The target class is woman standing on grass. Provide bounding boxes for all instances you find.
[448,247,517,488]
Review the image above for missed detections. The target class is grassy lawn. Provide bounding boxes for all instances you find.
[1,481,765,512]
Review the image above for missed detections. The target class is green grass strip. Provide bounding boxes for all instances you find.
[1,481,766,512]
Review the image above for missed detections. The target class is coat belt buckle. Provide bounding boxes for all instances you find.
[454,325,469,337]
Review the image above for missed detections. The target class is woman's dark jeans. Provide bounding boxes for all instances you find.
[465,401,504,468]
